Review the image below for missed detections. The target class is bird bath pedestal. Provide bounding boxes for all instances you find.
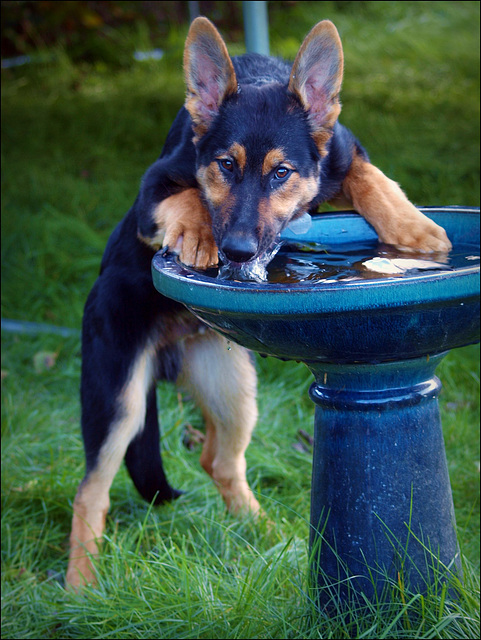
[152,207,480,604]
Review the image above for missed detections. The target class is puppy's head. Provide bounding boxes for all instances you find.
[184,17,343,266]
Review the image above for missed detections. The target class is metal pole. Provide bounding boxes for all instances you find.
[243,1,269,55]
[188,1,200,22]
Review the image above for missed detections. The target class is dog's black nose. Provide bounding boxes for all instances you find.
[221,234,258,263]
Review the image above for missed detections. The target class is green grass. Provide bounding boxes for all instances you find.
[1,1,479,638]
[1,335,479,639]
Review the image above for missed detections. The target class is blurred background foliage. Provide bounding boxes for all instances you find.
[2,0,244,65]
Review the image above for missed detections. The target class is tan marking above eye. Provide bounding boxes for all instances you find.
[262,148,298,178]
[197,163,231,208]
[227,143,246,173]
[262,149,285,176]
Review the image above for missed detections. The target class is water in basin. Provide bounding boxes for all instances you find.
[222,240,480,285]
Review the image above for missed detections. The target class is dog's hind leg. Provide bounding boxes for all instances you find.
[66,346,167,588]
[178,331,260,515]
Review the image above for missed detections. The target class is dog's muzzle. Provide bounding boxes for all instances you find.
[220,232,259,263]
[218,240,282,283]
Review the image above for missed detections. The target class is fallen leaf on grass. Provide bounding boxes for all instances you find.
[33,351,58,373]
[182,423,205,450]
[292,429,314,453]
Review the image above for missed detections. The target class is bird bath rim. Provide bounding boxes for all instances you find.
[152,207,480,317]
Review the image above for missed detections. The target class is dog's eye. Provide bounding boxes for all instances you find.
[218,158,234,173]
[274,166,291,181]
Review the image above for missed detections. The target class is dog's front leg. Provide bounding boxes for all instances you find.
[139,188,219,268]
[333,153,452,253]
[178,331,261,515]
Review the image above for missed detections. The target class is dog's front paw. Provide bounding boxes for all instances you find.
[151,189,219,268]
[379,204,452,254]
[164,217,219,269]
[340,158,453,254]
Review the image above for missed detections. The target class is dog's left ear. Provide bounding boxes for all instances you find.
[184,17,238,139]
[288,20,343,155]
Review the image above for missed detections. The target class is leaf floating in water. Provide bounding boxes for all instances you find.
[391,258,451,271]
[362,258,404,274]
[362,257,450,274]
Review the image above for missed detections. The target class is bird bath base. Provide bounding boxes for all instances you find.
[308,354,459,603]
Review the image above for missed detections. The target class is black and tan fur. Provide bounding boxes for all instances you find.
[66,18,451,588]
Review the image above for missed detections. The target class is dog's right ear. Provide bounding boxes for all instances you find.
[184,17,238,139]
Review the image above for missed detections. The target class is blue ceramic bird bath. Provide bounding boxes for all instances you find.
[152,206,480,604]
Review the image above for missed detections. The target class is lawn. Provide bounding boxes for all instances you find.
[1,2,479,638]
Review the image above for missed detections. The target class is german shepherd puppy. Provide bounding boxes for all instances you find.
[66,17,451,587]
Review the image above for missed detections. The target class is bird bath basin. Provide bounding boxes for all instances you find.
[152,206,480,604]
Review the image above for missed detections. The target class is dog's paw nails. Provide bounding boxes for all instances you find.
[162,232,184,259]
[171,237,184,255]
[428,233,452,253]
[178,240,219,269]
[194,245,219,269]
